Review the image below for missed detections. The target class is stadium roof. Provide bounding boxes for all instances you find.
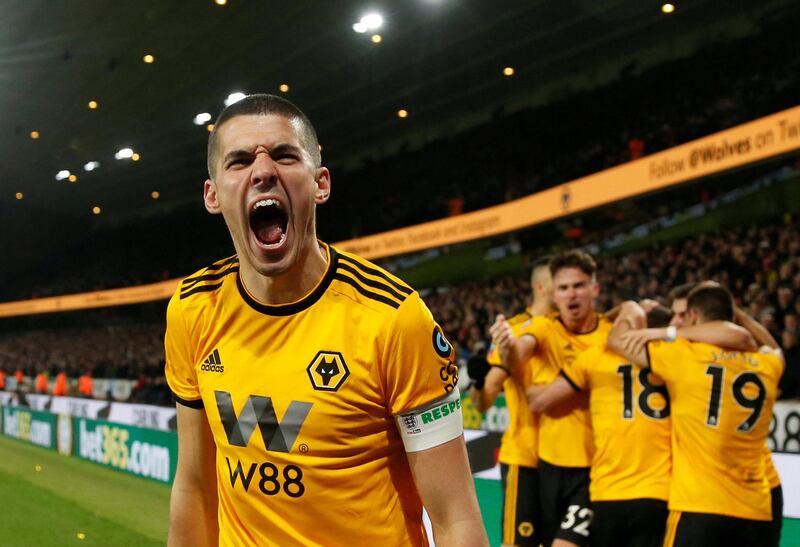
[1,0,790,226]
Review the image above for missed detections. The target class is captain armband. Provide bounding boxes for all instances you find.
[395,388,464,453]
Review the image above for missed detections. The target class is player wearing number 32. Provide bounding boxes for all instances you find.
[528,303,757,547]
[608,285,784,547]
[164,94,487,547]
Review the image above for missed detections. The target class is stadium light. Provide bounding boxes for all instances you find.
[114,148,134,160]
[361,13,383,29]
[224,92,246,106]
[371,34,382,44]
[194,112,212,125]
[662,3,675,13]
[15,192,23,200]
[84,161,100,172]
[30,130,40,139]
[143,54,155,64]
[55,170,71,181]
[353,13,383,33]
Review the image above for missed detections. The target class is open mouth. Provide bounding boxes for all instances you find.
[249,198,288,247]
[567,302,580,312]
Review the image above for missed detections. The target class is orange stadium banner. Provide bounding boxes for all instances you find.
[337,105,800,258]
[2,105,799,317]
[0,279,180,318]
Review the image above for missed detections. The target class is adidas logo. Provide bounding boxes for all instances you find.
[201,349,224,373]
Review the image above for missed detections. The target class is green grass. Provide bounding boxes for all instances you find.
[1,435,797,546]
[0,436,169,546]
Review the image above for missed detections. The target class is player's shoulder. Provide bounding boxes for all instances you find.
[329,246,417,314]
[174,254,240,305]
[507,310,533,326]
[507,310,534,335]
[597,313,614,331]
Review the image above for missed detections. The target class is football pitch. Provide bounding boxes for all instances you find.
[1,436,798,546]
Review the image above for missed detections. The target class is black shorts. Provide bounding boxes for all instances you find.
[500,463,542,546]
[770,485,783,547]
[591,498,668,547]
[663,510,773,547]
[538,459,591,546]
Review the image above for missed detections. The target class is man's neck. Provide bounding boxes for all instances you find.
[529,300,551,317]
[240,240,328,305]
[561,312,598,334]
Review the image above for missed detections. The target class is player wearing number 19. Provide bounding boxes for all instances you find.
[608,285,784,547]
[165,94,487,547]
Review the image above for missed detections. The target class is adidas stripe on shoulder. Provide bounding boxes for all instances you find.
[180,256,239,300]
[333,252,414,309]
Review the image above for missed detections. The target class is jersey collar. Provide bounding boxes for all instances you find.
[236,242,339,316]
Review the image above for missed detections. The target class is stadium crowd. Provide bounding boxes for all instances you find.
[425,219,800,399]
[1,215,798,403]
[1,15,798,302]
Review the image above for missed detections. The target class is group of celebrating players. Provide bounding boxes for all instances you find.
[469,250,784,547]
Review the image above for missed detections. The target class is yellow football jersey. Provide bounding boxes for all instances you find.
[486,311,539,468]
[764,445,780,489]
[520,313,612,467]
[165,243,459,547]
[562,346,670,502]
[647,339,783,521]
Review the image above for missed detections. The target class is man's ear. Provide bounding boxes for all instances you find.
[204,179,221,214]
[314,167,331,205]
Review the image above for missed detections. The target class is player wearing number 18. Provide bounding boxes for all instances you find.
[608,285,784,547]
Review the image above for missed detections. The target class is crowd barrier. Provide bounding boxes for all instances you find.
[2,394,797,516]
[1,405,177,484]
[0,392,176,431]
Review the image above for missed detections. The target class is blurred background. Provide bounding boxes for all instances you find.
[1,1,799,545]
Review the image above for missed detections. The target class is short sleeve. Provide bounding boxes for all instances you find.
[164,289,202,407]
[519,315,549,350]
[381,292,458,415]
[646,339,686,382]
[561,348,592,391]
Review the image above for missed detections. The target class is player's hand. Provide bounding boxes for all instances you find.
[466,354,491,390]
[526,385,546,413]
[489,315,514,366]
[619,328,667,356]
[639,299,660,313]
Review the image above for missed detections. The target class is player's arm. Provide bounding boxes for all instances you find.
[469,365,508,413]
[620,321,757,356]
[607,301,648,366]
[489,314,537,369]
[408,437,489,547]
[168,404,218,547]
[528,375,578,413]
[734,306,780,350]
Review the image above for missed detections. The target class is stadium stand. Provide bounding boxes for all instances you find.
[1,12,798,302]
[2,212,798,402]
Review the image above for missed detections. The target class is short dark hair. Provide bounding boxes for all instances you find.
[669,283,695,303]
[549,250,597,278]
[686,285,735,322]
[207,93,321,177]
[646,306,674,328]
